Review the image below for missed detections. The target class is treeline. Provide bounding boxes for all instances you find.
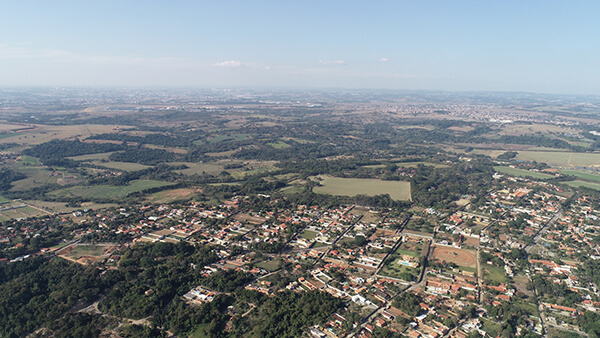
[88,132,193,147]
[0,257,112,337]
[23,139,125,166]
[234,290,344,337]
[0,168,26,191]
[108,147,179,165]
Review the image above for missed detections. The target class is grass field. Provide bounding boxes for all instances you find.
[67,245,105,258]
[312,175,411,201]
[0,195,9,204]
[67,152,115,161]
[0,124,126,146]
[255,259,282,272]
[494,166,553,179]
[559,170,600,183]
[51,180,174,199]
[0,206,46,222]
[172,162,225,175]
[90,161,151,171]
[268,141,291,149]
[146,188,197,203]
[516,151,600,167]
[483,265,506,284]
[564,180,600,191]
[299,230,318,240]
[23,200,116,213]
[10,167,57,191]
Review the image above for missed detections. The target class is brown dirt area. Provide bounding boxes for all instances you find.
[430,245,477,268]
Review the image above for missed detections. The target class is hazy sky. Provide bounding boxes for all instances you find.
[1,1,599,94]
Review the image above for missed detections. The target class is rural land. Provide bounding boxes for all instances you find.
[3,88,600,338]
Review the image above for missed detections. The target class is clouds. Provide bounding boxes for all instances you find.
[318,59,346,65]
[212,60,242,67]
[378,57,389,62]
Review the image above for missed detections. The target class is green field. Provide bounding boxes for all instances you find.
[90,161,151,171]
[0,195,9,204]
[51,180,174,199]
[564,180,600,191]
[516,151,600,167]
[10,167,57,191]
[146,188,197,204]
[494,166,553,179]
[559,170,600,183]
[312,176,411,201]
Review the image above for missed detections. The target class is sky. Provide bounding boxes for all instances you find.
[1,1,599,95]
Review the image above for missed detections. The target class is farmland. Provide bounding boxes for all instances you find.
[312,176,411,201]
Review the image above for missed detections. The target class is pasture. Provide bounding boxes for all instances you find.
[312,175,411,201]
[50,180,174,200]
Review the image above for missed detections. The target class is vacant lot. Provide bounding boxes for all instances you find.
[313,176,411,201]
[430,245,477,269]
[494,166,553,179]
[51,180,174,200]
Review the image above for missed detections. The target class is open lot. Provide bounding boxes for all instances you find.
[50,180,174,200]
[312,175,411,201]
[430,245,477,269]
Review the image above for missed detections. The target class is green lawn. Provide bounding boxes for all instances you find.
[0,195,9,204]
[67,245,105,258]
[494,166,553,179]
[50,180,174,199]
[312,175,411,201]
